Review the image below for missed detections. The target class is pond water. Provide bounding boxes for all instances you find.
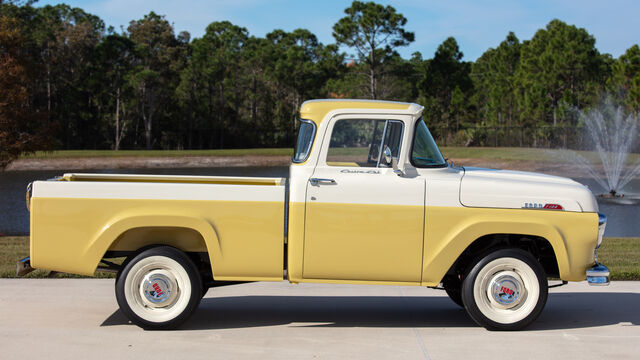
[1,167,638,237]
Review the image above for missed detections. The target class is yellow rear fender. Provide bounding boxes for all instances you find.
[422,207,597,286]
[86,211,221,277]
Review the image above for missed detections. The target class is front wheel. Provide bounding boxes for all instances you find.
[461,248,548,331]
[115,246,203,330]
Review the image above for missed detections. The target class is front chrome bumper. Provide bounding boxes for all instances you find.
[587,212,610,286]
[596,212,606,248]
[587,263,610,286]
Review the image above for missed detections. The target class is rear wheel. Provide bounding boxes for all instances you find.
[115,246,202,330]
[461,248,548,331]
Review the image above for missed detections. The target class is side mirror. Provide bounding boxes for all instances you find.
[383,146,393,166]
[383,145,404,176]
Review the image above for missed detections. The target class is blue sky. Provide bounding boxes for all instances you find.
[37,0,639,61]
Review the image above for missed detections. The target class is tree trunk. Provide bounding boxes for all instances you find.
[369,50,376,99]
[141,87,155,150]
[145,101,154,150]
[208,83,214,149]
[233,67,239,135]
[252,74,257,128]
[293,93,299,134]
[46,65,51,113]
[144,112,153,150]
[188,84,195,149]
[120,101,127,149]
[115,86,121,150]
[219,82,224,149]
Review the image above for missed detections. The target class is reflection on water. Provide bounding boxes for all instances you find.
[577,177,640,238]
[0,167,638,237]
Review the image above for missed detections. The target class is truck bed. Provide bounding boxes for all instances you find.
[29,173,287,281]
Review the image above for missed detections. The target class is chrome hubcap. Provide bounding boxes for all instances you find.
[487,270,524,310]
[139,270,180,309]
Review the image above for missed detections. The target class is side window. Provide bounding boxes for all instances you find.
[326,119,403,167]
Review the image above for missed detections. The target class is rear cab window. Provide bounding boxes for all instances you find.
[292,119,316,163]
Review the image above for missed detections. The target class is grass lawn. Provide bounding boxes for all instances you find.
[597,237,640,280]
[0,237,114,278]
[439,146,640,164]
[2,236,638,280]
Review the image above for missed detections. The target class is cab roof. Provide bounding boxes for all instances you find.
[299,99,424,124]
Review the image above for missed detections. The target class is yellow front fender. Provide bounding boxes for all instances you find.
[422,207,598,286]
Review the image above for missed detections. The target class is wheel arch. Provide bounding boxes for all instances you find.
[422,218,571,286]
[85,213,221,278]
[439,233,561,284]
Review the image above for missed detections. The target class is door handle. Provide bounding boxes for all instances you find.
[309,178,336,186]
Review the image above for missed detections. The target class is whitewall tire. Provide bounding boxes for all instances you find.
[462,248,548,331]
[115,246,202,330]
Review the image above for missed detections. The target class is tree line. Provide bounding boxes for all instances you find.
[1,0,640,168]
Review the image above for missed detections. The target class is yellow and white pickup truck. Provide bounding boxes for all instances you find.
[21,99,609,331]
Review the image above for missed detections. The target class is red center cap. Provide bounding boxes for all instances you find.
[152,282,164,296]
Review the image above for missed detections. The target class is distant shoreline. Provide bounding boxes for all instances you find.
[5,155,292,171]
[5,154,601,179]
[5,146,632,180]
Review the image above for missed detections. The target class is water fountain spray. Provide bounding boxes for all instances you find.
[571,99,640,197]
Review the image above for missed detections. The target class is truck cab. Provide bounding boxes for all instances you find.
[288,100,439,285]
[23,99,609,331]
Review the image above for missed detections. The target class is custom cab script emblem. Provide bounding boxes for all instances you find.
[340,169,380,174]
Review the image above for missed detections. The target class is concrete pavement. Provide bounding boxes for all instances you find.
[0,279,639,359]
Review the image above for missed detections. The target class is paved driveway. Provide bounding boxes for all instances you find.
[1,279,638,359]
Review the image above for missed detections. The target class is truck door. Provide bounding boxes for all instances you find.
[303,116,425,283]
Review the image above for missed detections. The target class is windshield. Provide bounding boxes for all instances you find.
[411,117,446,167]
[292,120,316,163]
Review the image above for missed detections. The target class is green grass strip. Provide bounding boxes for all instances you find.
[2,236,638,280]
